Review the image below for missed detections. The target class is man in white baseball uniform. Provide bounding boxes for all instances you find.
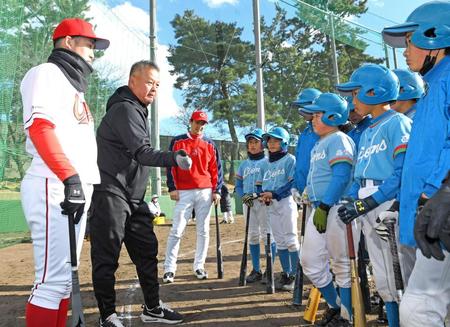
[20,18,109,327]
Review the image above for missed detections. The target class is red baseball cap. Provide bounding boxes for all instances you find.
[53,18,110,50]
[190,111,208,123]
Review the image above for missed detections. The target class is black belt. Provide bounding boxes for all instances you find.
[360,179,383,187]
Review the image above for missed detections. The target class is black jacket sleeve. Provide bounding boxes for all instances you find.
[111,102,177,167]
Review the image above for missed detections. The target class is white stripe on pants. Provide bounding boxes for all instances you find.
[21,175,92,309]
[164,188,212,273]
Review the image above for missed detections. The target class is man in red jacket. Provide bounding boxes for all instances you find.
[163,110,223,283]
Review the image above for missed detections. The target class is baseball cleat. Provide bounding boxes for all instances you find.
[246,269,263,283]
[163,272,175,283]
[194,269,208,280]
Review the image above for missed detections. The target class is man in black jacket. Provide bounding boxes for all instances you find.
[90,60,190,326]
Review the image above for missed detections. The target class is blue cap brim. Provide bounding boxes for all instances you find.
[335,81,361,96]
[382,22,418,48]
[292,100,311,107]
[302,104,323,112]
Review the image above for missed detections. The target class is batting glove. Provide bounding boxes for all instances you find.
[60,174,85,224]
[338,196,378,225]
[375,201,399,242]
[291,188,302,205]
[175,149,192,170]
[415,180,450,260]
[313,203,330,233]
[242,193,258,207]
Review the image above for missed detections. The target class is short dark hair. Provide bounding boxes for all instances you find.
[53,36,84,49]
[129,60,159,77]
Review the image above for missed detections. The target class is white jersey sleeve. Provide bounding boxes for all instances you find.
[20,63,100,184]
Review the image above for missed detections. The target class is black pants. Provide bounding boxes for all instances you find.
[90,191,159,320]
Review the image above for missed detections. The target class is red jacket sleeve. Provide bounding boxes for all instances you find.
[28,118,77,181]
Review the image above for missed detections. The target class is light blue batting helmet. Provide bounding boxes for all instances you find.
[392,69,425,100]
[336,64,399,105]
[262,127,290,151]
[303,93,349,127]
[382,1,450,49]
[245,128,264,141]
[292,88,322,107]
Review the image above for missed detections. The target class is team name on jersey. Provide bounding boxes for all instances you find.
[263,168,285,181]
[311,150,326,162]
[358,139,387,160]
[243,166,260,178]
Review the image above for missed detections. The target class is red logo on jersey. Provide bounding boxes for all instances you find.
[73,93,93,124]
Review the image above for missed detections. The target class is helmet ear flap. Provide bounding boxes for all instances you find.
[322,112,343,127]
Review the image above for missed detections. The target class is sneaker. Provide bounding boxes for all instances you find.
[275,271,295,291]
[194,269,208,280]
[281,274,295,291]
[246,269,262,283]
[261,271,267,284]
[140,301,183,324]
[327,316,351,327]
[99,313,124,327]
[314,307,340,326]
[163,272,175,283]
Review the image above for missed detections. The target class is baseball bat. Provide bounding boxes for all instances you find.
[303,286,321,323]
[68,213,85,327]
[384,218,404,301]
[238,205,251,286]
[346,224,367,327]
[214,204,224,279]
[293,203,307,305]
[357,232,371,312]
[266,232,275,294]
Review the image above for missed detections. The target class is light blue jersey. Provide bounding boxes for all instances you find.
[399,56,450,247]
[294,122,320,193]
[353,110,412,204]
[235,157,267,196]
[256,153,296,200]
[347,116,372,148]
[306,131,355,203]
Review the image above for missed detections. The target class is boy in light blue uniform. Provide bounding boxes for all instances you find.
[292,88,321,195]
[346,96,372,148]
[383,2,450,325]
[301,93,357,326]
[256,127,299,291]
[391,69,425,120]
[235,128,275,283]
[336,64,414,327]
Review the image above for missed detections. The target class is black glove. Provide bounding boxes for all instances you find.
[415,181,450,260]
[242,193,258,207]
[60,174,85,224]
[175,149,192,170]
[338,196,378,224]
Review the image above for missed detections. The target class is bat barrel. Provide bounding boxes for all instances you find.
[238,206,251,286]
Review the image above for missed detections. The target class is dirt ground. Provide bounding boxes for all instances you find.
[0,214,387,327]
